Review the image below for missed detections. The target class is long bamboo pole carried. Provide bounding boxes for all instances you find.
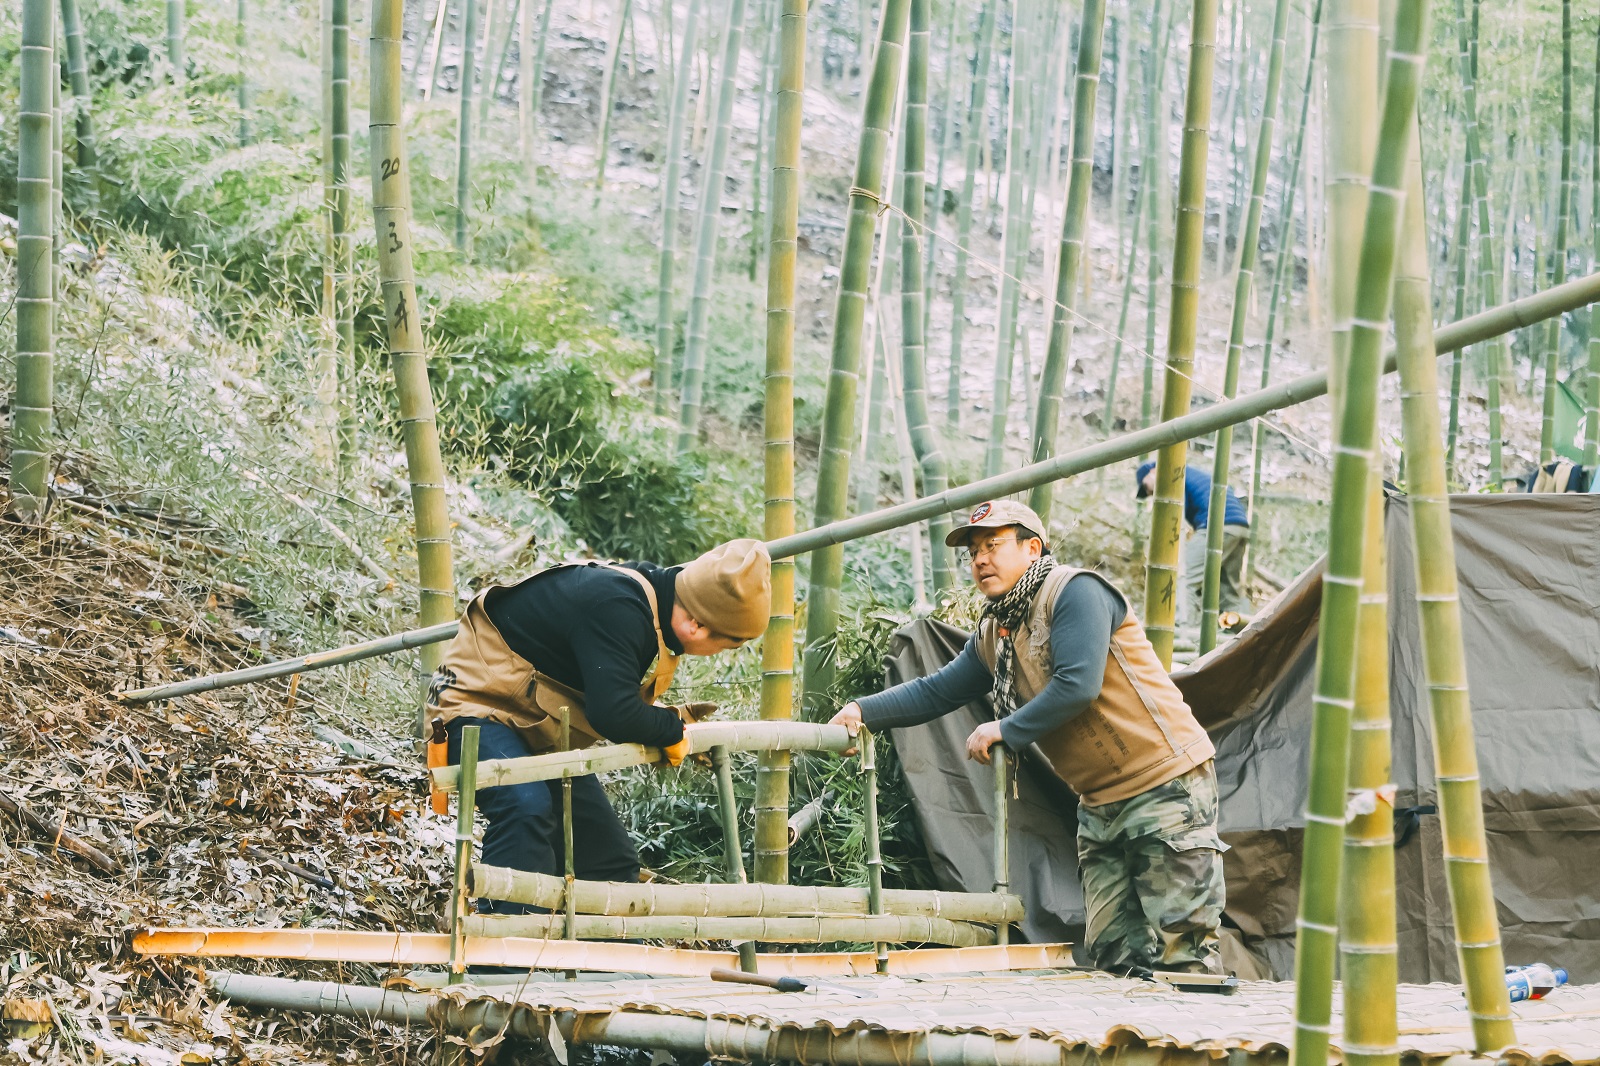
[1393,123,1515,1055]
[11,0,54,522]
[804,0,913,714]
[1290,0,1422,1061]
[110,270,1600,709]
[432,721,854,791]
[1196,0,1292,655]
[463,912,996,946]
[469,863,1024,921]
[1143,0,1220,667]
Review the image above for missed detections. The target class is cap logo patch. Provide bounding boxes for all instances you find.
[969,502,993,523]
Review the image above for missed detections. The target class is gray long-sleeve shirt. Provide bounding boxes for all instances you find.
[856,573,1126,749]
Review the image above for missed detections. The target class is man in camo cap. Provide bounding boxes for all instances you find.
[831,500,1227,974]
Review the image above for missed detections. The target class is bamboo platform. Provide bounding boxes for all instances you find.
[206,970,1600,1066]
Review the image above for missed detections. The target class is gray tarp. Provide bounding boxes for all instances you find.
[887,494,1600,981]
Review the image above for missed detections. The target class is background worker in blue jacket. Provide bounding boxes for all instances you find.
[1135,462,1252,626]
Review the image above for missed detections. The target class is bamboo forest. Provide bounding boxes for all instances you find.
[4,0,1600,1058]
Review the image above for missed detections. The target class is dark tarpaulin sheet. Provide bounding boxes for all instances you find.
[885,495,1600,980]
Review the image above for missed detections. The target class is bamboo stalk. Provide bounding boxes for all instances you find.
[992,744,1009,946]
[711,745,757,971]
[1142,0,1220,667]
[1139,0,1170,446]
[1027,0,1105,520]
[453,0,480,251]
[860,729,888,971]
[370,0,458,734]
[1393,122,1517,1055]
[1197,0,1292,654]
[803,0,913,713]
[1588,23,1600,470]
[946,0,998,429]
[463,913,996,947]
[594,0,635,188]
[477,0,500,124]
[448,725,479,979]
[653,0,702,416]
[468,863,1025,921]
[1445,128,1473,473]
[330,0,354,472]
[560,708,576,941]
[924,0,964,341]
[167,0,185,83]
[11,0,53,521]
[237,0,252,144]
[1290,1,1421,1060]
[675,0,750,450]
[747,0,778,282]
[422,0,450,98]
[1100,166,1148,435]
[59,0,96,168]
[432,722,855,791]
[1538,0,1573,466]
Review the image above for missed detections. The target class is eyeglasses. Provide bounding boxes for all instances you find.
[960,536,1019,564]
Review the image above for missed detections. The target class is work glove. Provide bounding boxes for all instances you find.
[659,737,692,768]
[676,701,719,724]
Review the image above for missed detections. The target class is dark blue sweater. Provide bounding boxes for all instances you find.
[1136,461,1250,530]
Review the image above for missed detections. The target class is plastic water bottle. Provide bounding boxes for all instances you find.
[1505,964,1569,1002]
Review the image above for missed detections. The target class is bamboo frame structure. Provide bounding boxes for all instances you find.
[675,0,750,450]
[12,0,53,521]
[803,0,912,712]
[1197,0,1291,655]
[135,929,1073,976]
[370,0,457,728]
[467,864,1024,921]
[1290,2,1421,1061]
[1393,132,1516,1055]
[755,0,806,888]
[1027,0,1106,520]
[431,722,854,791]
[462,913,996,947]
[652,0,702,416]
[1143,0,1219,667]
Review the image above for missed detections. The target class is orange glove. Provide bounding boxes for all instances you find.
[676,701,719,724]
[660,737,692,768]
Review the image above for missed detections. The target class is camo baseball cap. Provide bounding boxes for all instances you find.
[943,499,1049,549]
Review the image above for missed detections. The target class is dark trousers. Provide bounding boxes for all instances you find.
[446,718,640,915]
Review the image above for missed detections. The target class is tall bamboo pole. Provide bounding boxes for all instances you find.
[654,0,703,416]
[1141,0,1219,666]
[748,0,779,282]
[1026,0,1106,521]
[676,0,751,451]
[946,0,998,428]
[1288,0,1416,1060]
[527,0,556,138]
[899,0,954,591]
[983,11,1033,478]
[594,0,635,188]
[924,0,963,339]
[1539,0,1572,466]
[1245,0,1321,582]
[478,0,501,124]
[59,0,95,168]
[1445,135,1473,472]
[331,0,355,470]
[755,0,807,887]
[1393,119,1516,1056]
[1139,0,1172,448]
[1587,24,1600,470]
[1101,170,1148,435]
[372,0,458,733]
[237,0,252,144]
[519,0,535,165]
[453,0,480,251]
[11,0,54,521]
[1457,0,1504,489]
[423,0,450,99]
[1196,0,1290,654]
[803,0,913,714]
[167,0,185,84]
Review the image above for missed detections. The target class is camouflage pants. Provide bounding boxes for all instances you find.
[1076,760,1227,974]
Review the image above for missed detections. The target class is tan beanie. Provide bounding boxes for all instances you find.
[676,539,772,640]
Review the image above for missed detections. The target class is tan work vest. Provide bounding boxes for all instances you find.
[425,563,679,755]
[976,566,1213,807]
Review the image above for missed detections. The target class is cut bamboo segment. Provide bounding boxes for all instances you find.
[463,914,994,946]
[431,722,853,792]
[131,928,1073,976]
[468,864,1023,922]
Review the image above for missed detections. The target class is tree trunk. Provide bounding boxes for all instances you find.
[675,0,750,451]
[803,0,913,715]
[11,0,54,520]
[1141,0,1218,665]
[653,0,703,415]
[371,0,459,734]
[755,0,808,886]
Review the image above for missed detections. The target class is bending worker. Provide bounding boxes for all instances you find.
[830,501,1226,975]
[1135,461,1252,626]
[426,540,771,912]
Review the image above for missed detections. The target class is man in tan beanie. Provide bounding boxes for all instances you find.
[427,539,770,913]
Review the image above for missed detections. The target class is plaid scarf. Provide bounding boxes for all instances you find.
[983,556,1057,720]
